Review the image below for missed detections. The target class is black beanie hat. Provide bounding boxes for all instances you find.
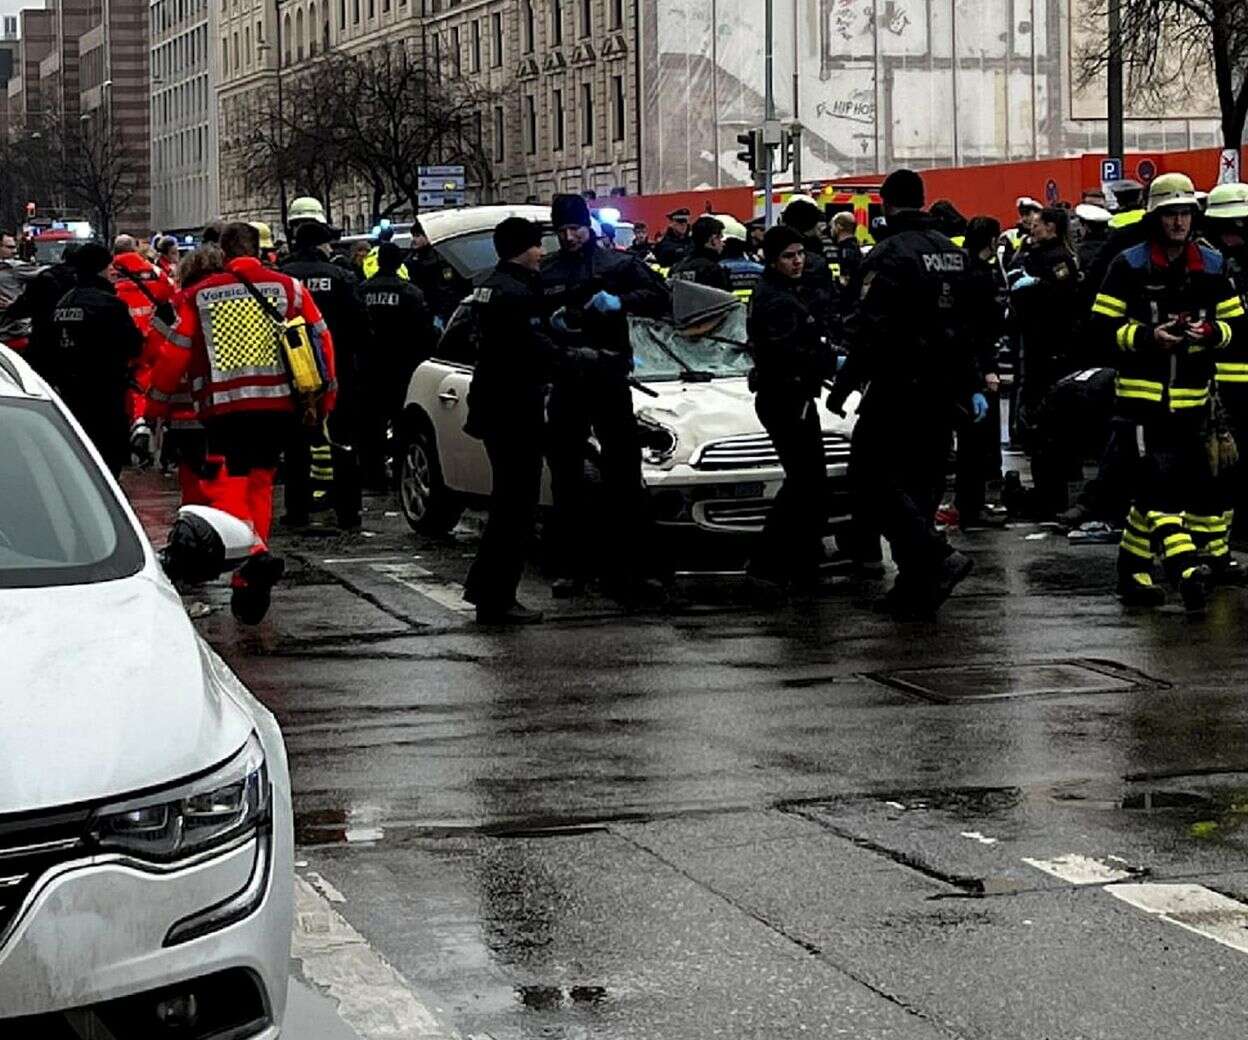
[781,199,823,234]
[551,193,592,229]
[377,241,405,273]
[295,221,335,250]
[494,217,544,261]
[70,241,112,275]
[880,168,925,209]
[763,225,804,264]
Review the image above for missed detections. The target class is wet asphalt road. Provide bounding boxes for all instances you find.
[127,470,1248,1040]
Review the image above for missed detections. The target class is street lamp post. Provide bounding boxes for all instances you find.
[258,9,289,232]
[1107,0,1124,166]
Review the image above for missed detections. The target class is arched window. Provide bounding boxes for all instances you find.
[282,13,292,64]
[308,2,318,54]
[244,25,251,65]
[295,8,305,60]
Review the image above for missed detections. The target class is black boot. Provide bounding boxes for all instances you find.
[1117,571,1166,608]
[230,552,286,625]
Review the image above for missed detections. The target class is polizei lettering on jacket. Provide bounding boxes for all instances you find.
[921,252,966,274]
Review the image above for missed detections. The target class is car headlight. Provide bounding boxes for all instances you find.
[638,416,678,465]
[90,734,269,864]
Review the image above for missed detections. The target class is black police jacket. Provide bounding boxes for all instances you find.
[652,230,694,269]
[467,261,558,437]
[832,237,865,297]
[281,250,373,406]
[540,240,670,378]
[833,209,981,417]
[50,275,143,413]
[1011,238,1082,400]
[796,232,839,335]
[358,273,437,389]
[964,254,1006,381]
[408,245,470,323]
[8,261,77,380]
[670,247,733,292]
[746,267,834,398]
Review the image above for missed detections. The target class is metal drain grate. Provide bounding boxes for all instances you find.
[866,658,1168,704]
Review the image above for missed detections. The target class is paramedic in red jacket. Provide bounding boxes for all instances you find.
[147,221,337,624]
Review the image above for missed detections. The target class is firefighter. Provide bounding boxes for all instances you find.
[1085,179,1149,317]
[462,218,557,625]
[286,196,329,245]
[358,241,437,486]
[251,222,281,267]
[281,219,373,530]
[1199,181,1248,582]
[651,208,694,269]
[147,222,337,624]
[745,225,836,592]
[1089,172,1246,610]
[49,242,144,476]
[826,168,983,620]
[670,216,733,291]
[540,193,670,602]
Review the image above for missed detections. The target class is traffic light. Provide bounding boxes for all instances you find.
[776,128,793,174]
[736,128,763,174]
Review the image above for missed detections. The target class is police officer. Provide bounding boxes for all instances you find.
[720,229,764,305]
[746,226,836,592]
[541,193,670,602]
[358,242,437,486]
[1000,196,1043,263]
[651,208,694,269]
[781,199,838,336]
[406,219,470,325]
[1090,172,1246,610]
[280,220,372,530]
[50,242,144,475]
[462,218,557,625]
[828,212,864,300]
[670,216,733,291]
[7,241,79,381]
[827,168,983,620]
[1085,179,1149,317]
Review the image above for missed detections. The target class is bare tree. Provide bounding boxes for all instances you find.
[59,109,144,241]
[1078,0,1248,150]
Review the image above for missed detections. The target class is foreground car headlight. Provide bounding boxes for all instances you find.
[638,416,679,466]
[90,734,269,863]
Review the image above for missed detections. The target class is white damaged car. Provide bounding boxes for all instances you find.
[398,279,859,537]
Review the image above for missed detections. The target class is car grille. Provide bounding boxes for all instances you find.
[0,808,91,944]
[700,502,772,530]
[694,431,852,471]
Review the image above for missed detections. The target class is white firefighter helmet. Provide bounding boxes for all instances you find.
[711,213,748,242]
[288,196,327,224]
[1205,182,1248,221]
[1146,172,1199,213]
[1074,203,1112,225]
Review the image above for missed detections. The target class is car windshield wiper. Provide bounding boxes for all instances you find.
[678,368,715,382]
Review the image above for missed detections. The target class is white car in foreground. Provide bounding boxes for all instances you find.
[398,272,859,537]
[0,347,293,1037]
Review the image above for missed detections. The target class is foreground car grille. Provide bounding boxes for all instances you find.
[0,808,91,944]
[694,431,852,471]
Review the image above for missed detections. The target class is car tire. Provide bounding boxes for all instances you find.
[399,427,463,535]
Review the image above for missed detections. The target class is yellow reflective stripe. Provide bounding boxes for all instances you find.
[1185,516,1226,533]
[1117,377,1163,390]
[1128,507,1150,529]
[1170,386,1210,397]
[1121,531,1152,552]
[1116,320,1142,351]
[1120,536,1154,560]
[1217,297,1246,318]
[1163,533,1192,549]
[1216,320,1233,346]
[1170,395,1209,409]
[1147,512,1183,525]
[1217,362,1248,373]
[1216,372,1248,383]
[1163,542,1197,559]
[1093,293,1128,318]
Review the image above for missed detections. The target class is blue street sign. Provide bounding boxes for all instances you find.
[1100,158,1123,183]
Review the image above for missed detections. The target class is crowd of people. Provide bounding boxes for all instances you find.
[3,165,1245,625]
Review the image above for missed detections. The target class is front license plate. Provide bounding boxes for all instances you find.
[717,481,765,499]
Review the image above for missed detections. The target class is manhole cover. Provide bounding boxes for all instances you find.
[866,659,1167,704]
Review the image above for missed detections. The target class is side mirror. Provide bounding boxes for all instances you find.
[159,505,257,584]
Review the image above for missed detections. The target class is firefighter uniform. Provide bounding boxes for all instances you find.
[1089,174,1246,608]
[828,173,983,618]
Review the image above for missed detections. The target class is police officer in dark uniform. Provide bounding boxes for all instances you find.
[358,242,437,486]
[827,168,983,619]
[8,242,80,382]
[280,220,373,529]
[746,225,836,592]
[49,242,143,475]
[780,199,838,336]
[462,218,557,625]
[720,234,764,304]
[651,208,694,269]
[670,216,733,292]
[541,193,671,601]
[407,219,470,325]
[829,213,864,301]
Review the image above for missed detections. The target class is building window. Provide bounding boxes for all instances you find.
[352,0,359,24]
[491,12,502,67]
[309,2,318,53]
[579,0,590,37]
[244,25,251,64]
[580,82,593,146]
[338,0,345,28]
[384,0,390,12]
[611,0,623,29]
[451,26,460,74]
[522,0,534,53]
[551,0,562,45]
[368,0,374,18]
[233,31,240,69]
[524,93,536,154]
[493,104,504,161]
[431,32,441,79]
[282,14,291,61]
[611,74,624,141]
[552,87,564,151]
[470,20,480,72]
[295,9,304,60]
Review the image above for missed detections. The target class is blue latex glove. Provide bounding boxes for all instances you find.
[587,290,622,314]
[834,353,848,372]
[1011,274,1040,291]
[971,392,989,423]
[432,315,445,333]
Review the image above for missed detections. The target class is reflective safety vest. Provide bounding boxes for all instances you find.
[1109,208,1145,230]
[721,257,763,304]
[363,246,410,281]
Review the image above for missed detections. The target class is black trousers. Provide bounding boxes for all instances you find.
[850,408,952,584]
[546,376,652,583]
[464,430,544,610]
[954,393,1002,519]
[754,390,828,580]
[1076,418,1141,523]
[283,411,362,525]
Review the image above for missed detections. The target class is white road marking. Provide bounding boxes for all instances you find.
[1106,884,1248,956]
[1021,853,1135,885]
[322,555,421,565]
[960,831,999,845]
[292,874,461,1039]
[371,563,474,615]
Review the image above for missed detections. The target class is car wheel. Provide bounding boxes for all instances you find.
[399,428,463,535]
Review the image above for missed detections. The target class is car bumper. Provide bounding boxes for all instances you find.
[644,462,851,534]
[0,761,294,1037]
